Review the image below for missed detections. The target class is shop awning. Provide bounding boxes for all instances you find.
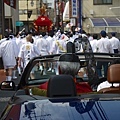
[104,18,120,26]
[89,18,120,27]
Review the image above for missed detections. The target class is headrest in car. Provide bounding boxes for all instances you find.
[47,74,77,97]
[107,64,120,83]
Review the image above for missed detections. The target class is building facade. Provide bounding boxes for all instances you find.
[82,0,120,33]
[19,0,55,32]
[63,0,120,33]
[5,3,19,33]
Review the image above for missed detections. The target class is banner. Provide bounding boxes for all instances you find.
[4,0,16,9]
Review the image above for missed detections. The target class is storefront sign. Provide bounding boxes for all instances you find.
[71,0,77,17]
[16,21,24,27]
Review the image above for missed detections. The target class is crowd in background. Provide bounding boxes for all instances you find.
[0,28,120,82]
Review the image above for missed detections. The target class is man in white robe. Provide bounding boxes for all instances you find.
[0,37,18,81]
[96,30,113,77]
[90,34,98,52]
[35,32,49,56]
[109,32,120,53]
[18,34,40,69]
[35,32,49,75]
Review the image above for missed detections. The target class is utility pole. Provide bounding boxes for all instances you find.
[55,0,60,30]
[0,0,5,38]
[78,0,82,33]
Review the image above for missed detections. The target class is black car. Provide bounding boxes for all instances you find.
[0,52,120,120]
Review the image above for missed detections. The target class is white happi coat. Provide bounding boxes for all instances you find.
[0,39,18,69]
[35,37,49,56]
[90,39,98,52]
[96,37,114,53]
[18,41,40,68]
[109,36,120,52]
[46,36,54,54]
[50,39,67,54]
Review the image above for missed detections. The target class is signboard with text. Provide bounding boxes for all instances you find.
[71,0,78,17]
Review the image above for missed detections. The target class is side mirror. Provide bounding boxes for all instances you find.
[0,81,16,91]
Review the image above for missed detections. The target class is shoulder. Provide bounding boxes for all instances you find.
[31,87,47,96]
[39,82,48,90]
[76,82,93,94]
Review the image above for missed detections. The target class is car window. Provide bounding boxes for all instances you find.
[27,60,57,85]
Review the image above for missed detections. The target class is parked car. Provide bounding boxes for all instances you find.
[0,52,120,120]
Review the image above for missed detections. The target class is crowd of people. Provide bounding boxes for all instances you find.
[0,28,120,92]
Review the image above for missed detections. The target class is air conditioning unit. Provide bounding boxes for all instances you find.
[90,10,94,15]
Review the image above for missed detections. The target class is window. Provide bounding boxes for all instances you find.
[93,0,112,5]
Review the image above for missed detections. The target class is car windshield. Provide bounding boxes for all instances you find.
[19,53,120,91]
[25,58,87,85]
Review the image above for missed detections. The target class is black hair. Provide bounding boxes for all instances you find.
[93,34,98,39]
[48,31,54,37]
[110,59,120,65]
[100,30,107,38]
[41,32,46,37]
[4,32,9,38]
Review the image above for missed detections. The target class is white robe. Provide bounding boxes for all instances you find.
[35,37,49,56]
[0,39,18,69]
[46,36,54,54]
[90,39,98,52]
[109,37,120,52]
[18,41,40,68]
[50,39,67,54]
[96,37,114,53]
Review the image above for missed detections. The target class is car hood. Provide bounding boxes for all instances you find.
[7,97,120,120]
